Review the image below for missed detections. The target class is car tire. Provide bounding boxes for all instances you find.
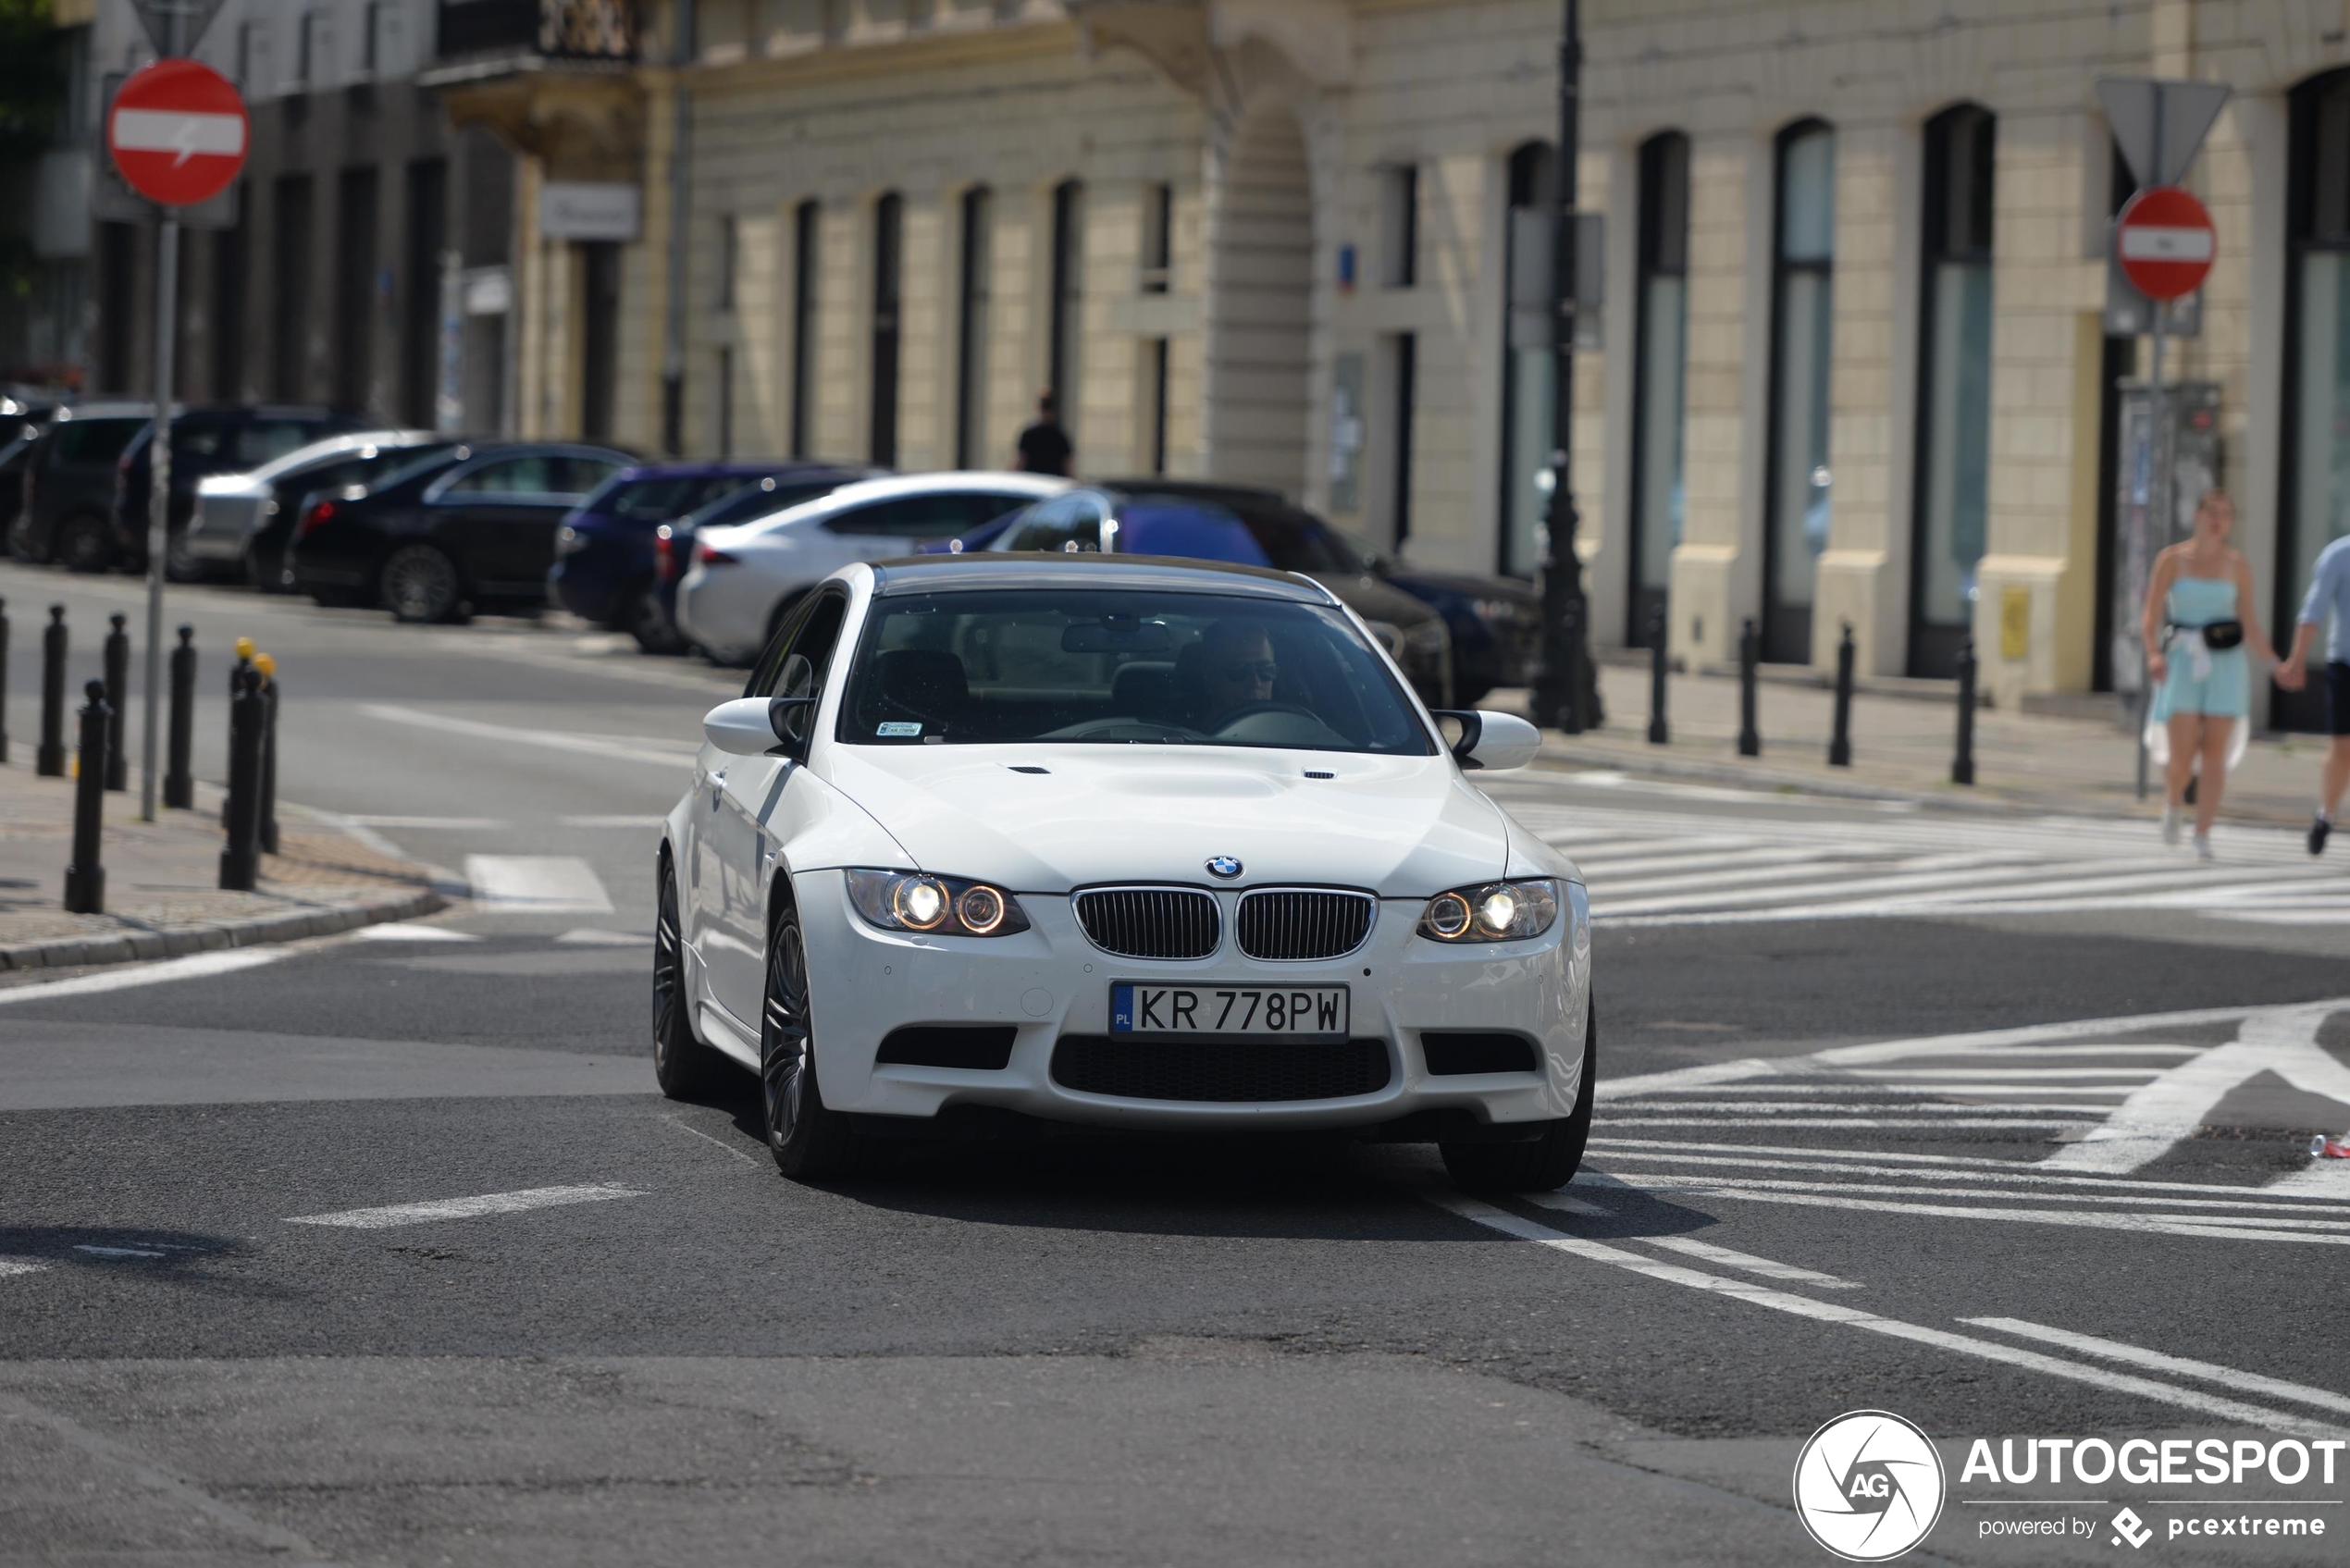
[57,512,114,574]
[1440,1000,1595,1192]
[760,903,861,1180]
[164,530,206,583]
[244,544,290,594]
[651,863,731,1100]
[379,544,463,623]
[7,513,49,564]
[624,581,684,654]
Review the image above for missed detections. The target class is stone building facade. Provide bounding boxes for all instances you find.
[462,0,2350,726]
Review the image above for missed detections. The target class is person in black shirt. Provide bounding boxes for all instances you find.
[1013,390,1073,476]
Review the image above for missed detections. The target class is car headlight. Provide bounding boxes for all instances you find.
[555,525,586,556]
[1418,879,1560,944]
[845,869,1031,937]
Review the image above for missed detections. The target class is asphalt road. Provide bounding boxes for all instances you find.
[4,562,2349,1568]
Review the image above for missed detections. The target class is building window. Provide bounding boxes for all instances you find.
[956,187,992,470]
[581,241,621,441]
[332,166,377,411]
[2283,69,2350,727]
[1389,332,1416,544]
[363,2,383,72]
[271,174,314,400]
[870,192,903,466]
[1141,181,1172,293]
[1498,141,1555,579]
[1381,164,1418,288]
[1146,338,1170,475]
[399,157,447,427]
[1762,120,1836,665]
[715,213,736,314]
[717,346,735,456]
[790,199,819,459]
[211,190,248,401]
[296,9,317,86]
[234,19,258,86]
[1050,179,1084,416]
[1629,130,1689,642]
[1909,103,1997,677]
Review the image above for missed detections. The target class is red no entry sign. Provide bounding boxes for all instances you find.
[107,57,248,208]
[2116,185,2216,302]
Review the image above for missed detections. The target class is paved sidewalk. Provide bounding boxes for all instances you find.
[0,764,443,972]
[1495,662,2330,827]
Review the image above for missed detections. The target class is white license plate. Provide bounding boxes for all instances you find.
[1109,983,1348,1039]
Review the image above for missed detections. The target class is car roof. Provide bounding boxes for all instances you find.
[866,551,1336,602]
[817,472,1067,509]
[610,459,816,482]
[50,401,154,422]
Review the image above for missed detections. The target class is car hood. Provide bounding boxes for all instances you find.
[819,742,1508,895]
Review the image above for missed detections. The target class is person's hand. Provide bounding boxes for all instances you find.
[2276,659,2306,692]
[2148,649,2168,684]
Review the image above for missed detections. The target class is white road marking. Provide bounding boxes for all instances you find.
[1585,1142,2350,1204]
[1961,1317,2350,1419]
[0,1259,49,1278]
[0,949,287,1006]
[464,856,615,914]
[350,923,484,943]
[1429,1193,2344,1439]
[286,1183,643,1229]
[555,929,651,946]
[1634,1234,1861,1289]
[1601,1171,2350,1222]
[364,703,697,768]
[1583,1171,2350,1245]
[73,1244,166,1258]
[2043,1004,2350,1175]
[662,1114,764,1167]
[1599,1116,2096,1130]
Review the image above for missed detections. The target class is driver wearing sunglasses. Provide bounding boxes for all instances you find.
[1198,620,1280,729]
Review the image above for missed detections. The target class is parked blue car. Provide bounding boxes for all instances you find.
[550,462,820,650]
[932,480,1542,704]
[646,463,875,653]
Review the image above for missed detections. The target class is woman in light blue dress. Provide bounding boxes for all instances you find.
[2138,491,2282,857]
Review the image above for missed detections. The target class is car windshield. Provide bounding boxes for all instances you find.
[255,438,449,486]
[838,587,1432,755]
[685,476,851,530]
[372,446,475,492]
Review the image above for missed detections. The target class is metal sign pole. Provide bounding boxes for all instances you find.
[142,214,177,821]
[2134,298,2169,802]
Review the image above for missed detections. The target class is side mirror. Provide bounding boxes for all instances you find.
[702,695,817,757]
[1430,709,1541,772]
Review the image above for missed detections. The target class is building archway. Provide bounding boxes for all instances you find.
[1204,105,1313,496]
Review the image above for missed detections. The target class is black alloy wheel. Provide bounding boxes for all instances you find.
[624,581,684,654]
[380,543,462,623]
[57,513,113,573]
[759,907,860,1179]
[1441,997,1597,1192]
[651,867,727,1099]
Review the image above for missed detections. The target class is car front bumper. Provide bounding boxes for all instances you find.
[791,870,1592,1132]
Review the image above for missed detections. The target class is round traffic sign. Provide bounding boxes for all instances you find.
[107,57,248,208]
[2115,185,2216,302]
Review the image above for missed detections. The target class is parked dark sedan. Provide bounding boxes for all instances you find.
[946,481,1540,704]
[113,405,375,576]
[550,461,860,650]
[289,441,634,621]
[11,401,152,567]
[975,481,1459,706]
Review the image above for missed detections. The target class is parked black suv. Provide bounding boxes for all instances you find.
[108,405,373,575]
[10,401,153,567]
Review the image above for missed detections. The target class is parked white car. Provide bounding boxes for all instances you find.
[674,472,1068,663]
[655,552,1593,1191]
[183,429,451,586]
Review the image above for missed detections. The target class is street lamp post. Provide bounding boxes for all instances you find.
[1528,0,1602,734]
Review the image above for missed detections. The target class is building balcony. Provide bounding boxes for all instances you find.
[433,0,639,67]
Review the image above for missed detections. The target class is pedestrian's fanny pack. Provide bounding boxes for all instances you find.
[2199,620,2245,650]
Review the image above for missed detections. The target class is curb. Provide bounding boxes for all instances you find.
[0,885,448,974]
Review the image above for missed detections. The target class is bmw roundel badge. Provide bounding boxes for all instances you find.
[1206,856,1243,881]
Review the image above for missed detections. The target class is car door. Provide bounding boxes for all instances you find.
[426,452,567,592]
[702,586,850,1028]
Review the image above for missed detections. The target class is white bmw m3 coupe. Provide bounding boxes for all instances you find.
[655,552,1594,1191]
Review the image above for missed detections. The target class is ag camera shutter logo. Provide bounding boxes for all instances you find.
[1793,1410,1947,1562]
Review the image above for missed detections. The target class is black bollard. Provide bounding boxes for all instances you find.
[256,659,279,856]
[37,605,66,776]
[1952,638,1978,787]
[1646,605,1669,745]
[165,625,196,809]
[102,611,129,791]
[220,667,264,892]
[220,643,252,827]
[1828,621,1856,768]
[63,680,110,914]
[1737,618,1762,758]
[0,596,10,766]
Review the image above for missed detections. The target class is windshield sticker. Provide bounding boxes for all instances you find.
[876,721,922,737]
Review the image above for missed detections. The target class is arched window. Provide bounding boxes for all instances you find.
[870,191,902,466]
[2282,69,2350,728]
[1050,179,1085,415]
[1629,130,1690,642]
[1498,141,1555,579]
[957,187,993,469]
[1763,119,1836,664]
[1910,103,1996,677]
